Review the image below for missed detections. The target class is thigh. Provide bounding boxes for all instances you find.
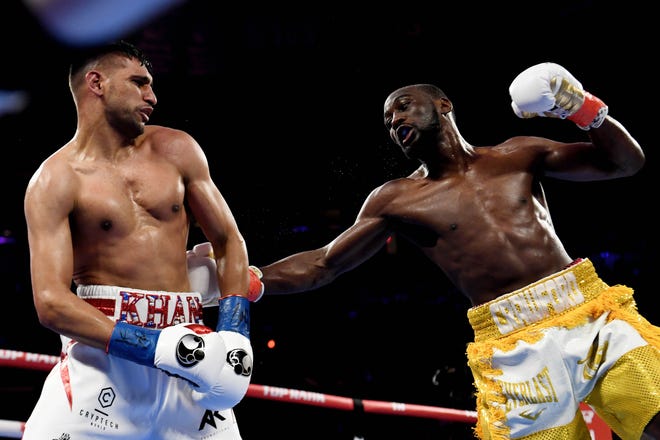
[586,344,660,440]
[23,343,160,439]
[469,318,612,439]
[157,381,243,439]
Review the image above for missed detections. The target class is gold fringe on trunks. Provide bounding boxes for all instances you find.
[467,284,659,440]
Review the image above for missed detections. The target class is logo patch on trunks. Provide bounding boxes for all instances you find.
[118,290,203,328]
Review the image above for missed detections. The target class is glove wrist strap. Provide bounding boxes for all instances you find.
[107,321,159,366]
[217,295,250,337]
[568,91,608,130]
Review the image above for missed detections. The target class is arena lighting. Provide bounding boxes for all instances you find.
[22,0,186,46]
[0,90,28,117]
[0,230,15,245]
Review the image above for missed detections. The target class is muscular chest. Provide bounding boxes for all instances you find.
[391,172,535,242]
[74,159,185,231]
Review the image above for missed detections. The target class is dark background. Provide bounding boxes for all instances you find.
[0,1,655,438]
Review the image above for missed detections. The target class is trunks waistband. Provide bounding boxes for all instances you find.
[77,285,204,329]
[467,258,609,342]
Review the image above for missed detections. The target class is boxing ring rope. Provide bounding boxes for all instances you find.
[0,349,478,438]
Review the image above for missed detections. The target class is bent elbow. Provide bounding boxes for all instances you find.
[623,135,646,176]
[619,150,646,177]
[33,289,64,332]
[629,151,646,175]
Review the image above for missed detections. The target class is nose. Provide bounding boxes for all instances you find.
[390,112,404,130]
[145,87,157,106]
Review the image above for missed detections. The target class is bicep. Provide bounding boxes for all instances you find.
[174,132,241,247]
[182,144,249,296]
[321,188,394,272]
[186,177,240,250]
[543,141,614,181]
[322,216,392,273]
[24,171,76,297]
[508,136,606,181]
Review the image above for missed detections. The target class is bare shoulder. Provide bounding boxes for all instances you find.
[143,125,200,152]
[492,136,555,153]
[142,126,209,179]
[366,175,420,203]
[475,136,565,164]
[144,124,189,137]
[358,175,427,218]
[27,146,75,188]
[25,146,79,207]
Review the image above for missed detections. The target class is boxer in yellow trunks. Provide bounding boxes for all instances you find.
[250,61,660,439]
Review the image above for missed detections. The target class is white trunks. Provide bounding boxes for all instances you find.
[22,285,243,439]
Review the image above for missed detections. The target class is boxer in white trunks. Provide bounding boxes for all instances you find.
[23,40,262,439]
[24,288,251,439]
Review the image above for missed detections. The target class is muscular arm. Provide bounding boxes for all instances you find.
[181,134,250,298]
[24,159,114,349]
[260,187,394,295]
[537,117,644,182]
[584,116,645,177]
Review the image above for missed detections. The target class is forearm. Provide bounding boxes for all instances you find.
[260,252,336,295]
[214,236,250,298]
[588,116,645,177]
[260,222,390,295]
[34,287,114,350]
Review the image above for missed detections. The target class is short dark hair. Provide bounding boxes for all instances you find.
[413,84,448,100]
[69,40,153,79]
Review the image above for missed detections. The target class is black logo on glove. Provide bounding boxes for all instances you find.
[176,334,206,367]
[227,349,252,376]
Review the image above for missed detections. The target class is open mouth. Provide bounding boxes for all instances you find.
[396,125,413,145]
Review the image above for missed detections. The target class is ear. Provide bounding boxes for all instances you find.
[85,70,103,96]
[437,97,453,115]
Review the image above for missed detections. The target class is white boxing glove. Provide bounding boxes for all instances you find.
[154,323,229,390]
[187,242,264,303]
[107,296,253,410]
[187,242,221,307]
[191,295,253,409]
[191,330,253,410]
[509,62,608,130]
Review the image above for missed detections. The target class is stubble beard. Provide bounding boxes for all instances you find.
[106,107,145,141]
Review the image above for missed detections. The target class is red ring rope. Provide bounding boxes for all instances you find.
[0,348,477,438]
[0,348,615,439]
[246,384,477,423]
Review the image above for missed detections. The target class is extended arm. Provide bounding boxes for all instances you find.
[259,187,394,295]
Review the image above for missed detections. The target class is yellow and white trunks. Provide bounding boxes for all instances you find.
[467,258,660,440]
[22,285,243,440]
